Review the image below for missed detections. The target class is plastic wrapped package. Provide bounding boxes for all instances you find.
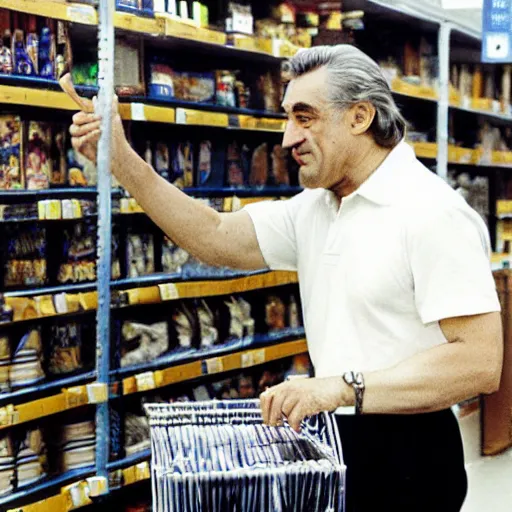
[0,115,23,190]
[121,321,168,368]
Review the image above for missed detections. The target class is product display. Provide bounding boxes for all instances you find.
[4,226,47,288]
[121,321,169,367]
[58,222,96,284]
[0,115,22,190]
[1,2,507,511]
[47,323,84,376]
[127,232,155,278]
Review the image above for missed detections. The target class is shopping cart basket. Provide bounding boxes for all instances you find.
[145,399,346,512]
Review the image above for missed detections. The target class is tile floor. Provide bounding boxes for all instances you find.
[458,409,512,511]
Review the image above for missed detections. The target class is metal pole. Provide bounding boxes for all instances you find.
[436,21,452,182]
[95,0,115,490]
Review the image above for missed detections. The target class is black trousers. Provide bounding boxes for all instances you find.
[335,409,468,512]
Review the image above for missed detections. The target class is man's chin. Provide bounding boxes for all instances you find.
[299,168,322,189]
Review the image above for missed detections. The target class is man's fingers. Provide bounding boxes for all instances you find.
[287,404,304,433]
[69,120,102,138]
[282,395,299,419]
[269,389,287,427]
[71,129,100,153]
[260,390,274,425]
[72,111,101,126]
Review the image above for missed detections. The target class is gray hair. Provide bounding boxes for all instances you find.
[284,45,407,148]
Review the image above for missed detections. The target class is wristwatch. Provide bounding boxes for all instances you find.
[343,371,365,415]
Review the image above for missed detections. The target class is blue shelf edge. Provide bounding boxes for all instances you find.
[111,268,269,289]
[0,466,95,508]
[0,188,98,200]
[110,327,306,381]
[183,187,303,197]
[5,281,97,299]
[0,371,96,408]
[107,449,151,472]
[123,95,286,119]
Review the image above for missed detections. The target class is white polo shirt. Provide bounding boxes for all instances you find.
[244,141,501,377]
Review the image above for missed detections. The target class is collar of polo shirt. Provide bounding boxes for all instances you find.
[324,140,415,209]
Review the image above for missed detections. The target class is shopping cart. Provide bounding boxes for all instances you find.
[145,400,346,512]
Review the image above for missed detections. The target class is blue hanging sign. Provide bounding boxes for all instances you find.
[483,0,512,62]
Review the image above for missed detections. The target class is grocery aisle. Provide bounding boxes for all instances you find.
[459,411,512,512]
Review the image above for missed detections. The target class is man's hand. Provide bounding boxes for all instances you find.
[260,377,353,432]
[69,96,130,173]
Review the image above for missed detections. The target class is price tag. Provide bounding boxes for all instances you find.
[176,108,229,127]
[86,476,108,497]
[67,6,97,25]
[66,386,88,408]
[0,405,17,427]
[158,283,180,301]
[135,462,150,481]
[130,103,146,121]
[86,383,108,404]
[65,481,92,508]
[135,372,156,391]
[241,352,254,368]
[206,357,224,374]
[252,349,266,366]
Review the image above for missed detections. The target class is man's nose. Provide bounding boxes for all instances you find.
[282,120,305,149]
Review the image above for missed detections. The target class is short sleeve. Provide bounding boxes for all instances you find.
[408,206,501,324]
[244,195,302,271]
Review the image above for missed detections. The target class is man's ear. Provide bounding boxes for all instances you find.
[348,102,376,135]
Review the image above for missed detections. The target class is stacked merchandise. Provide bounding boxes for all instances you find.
[118,289,302,369]
[0,115,96,191]
[140,136,295,191]
[0,427,47,496]
[0,9,67,80]
[0,323,92,396]
[53,420,96,472]
[145,400,345,511]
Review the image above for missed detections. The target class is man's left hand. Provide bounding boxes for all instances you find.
[259,377,353,432]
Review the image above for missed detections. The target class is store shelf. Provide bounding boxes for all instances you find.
[111,327,305,381]
[0,2,290,61]
[1,466,95,511]
[5,281,97,299]
[2,271,297,326]
[121,337,308,396]
[0,85,286,131]
[0,371,96,408]
[0,382,107,431]
[450,103,512,125]
[0,0,98,25]
[0,188,98,200]
[183,187,303,198]
[112,269,265,289]
[122,270,298,307]
[107,449,151,473]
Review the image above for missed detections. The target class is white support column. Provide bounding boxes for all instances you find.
[436,21,453,181]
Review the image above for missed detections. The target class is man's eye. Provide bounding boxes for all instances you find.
[296,116,312,124]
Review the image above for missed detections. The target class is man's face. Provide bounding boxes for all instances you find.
[282,66,354,190]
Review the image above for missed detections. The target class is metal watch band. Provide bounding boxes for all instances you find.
[343,371,365,415]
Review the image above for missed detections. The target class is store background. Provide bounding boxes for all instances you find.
[0,0,510,510]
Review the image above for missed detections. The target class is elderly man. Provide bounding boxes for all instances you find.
[70,45,503,511]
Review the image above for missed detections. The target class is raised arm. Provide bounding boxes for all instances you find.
[70,104,267,271]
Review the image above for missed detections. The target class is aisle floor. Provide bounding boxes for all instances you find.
[459,411,512,512]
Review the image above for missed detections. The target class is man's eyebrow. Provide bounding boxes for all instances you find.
[291,103,319,114]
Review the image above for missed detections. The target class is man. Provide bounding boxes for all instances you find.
[70,45,503,511]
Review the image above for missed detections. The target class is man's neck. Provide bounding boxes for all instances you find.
[330,142,394,202]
